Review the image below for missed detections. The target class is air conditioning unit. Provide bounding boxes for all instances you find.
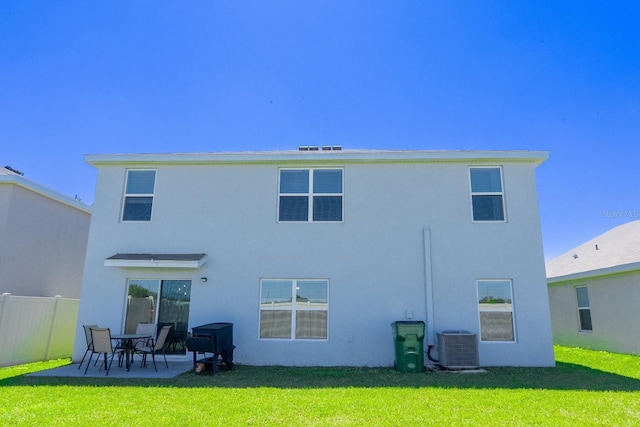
[437,331,479,369]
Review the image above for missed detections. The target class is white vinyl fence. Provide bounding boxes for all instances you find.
[0,293,79,367]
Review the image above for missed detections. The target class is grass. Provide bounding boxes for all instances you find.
[1,346,640,425]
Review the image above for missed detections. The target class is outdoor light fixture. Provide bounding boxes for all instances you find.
[200,277,208,283]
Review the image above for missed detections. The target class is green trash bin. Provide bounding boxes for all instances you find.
[391,321,425,373]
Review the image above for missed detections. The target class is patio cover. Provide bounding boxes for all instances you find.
[104,253,207,269]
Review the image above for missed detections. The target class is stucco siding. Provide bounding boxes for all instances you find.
[0,184,90,298]
[0,186,13,263]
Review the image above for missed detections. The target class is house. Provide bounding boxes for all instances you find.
[546,220,640,355]
[0,166,91,298]
[74,148,554,367]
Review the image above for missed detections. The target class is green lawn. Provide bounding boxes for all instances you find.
[1,346,639,426]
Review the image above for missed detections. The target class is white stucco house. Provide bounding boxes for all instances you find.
[0,166,91,298]
[547,220,640,355]
[74,148,554,367]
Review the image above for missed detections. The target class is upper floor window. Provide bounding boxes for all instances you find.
[576,286,592,332]
[477,279,515,342]
[122,170,156,221]
[278,168,343,222]
[469,167,505,222]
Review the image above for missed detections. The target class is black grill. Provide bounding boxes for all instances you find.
[186,322,234,374]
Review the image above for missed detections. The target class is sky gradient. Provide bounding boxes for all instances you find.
[2,1,639,260]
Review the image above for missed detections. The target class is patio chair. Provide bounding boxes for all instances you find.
[77,324,98,370]
[134,325,172,372]
[85,327,119,376]
[134,323,157,347]
[157,322,178,352]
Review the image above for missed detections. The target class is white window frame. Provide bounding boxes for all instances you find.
[469,166,506,223]
[576,286,593,332]
[259,279,329,340]
[277,168,344,223]
[121,169,156,222]
[477,279,516,342]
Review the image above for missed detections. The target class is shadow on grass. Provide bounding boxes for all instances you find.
[2,361,640,391]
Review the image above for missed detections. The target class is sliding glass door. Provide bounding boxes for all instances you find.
[125,279,191,354]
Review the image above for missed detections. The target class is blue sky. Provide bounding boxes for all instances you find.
[2,1,639,260]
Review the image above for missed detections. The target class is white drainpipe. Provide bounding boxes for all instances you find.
[423,227,435,346]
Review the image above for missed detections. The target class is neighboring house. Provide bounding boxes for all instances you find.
[0,166,91,298]
[74,148,554,367]
[547,220,640,355]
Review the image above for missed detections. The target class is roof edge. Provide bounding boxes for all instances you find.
[85,149,549,166]
[0,175,91,213]
[547,261,640,284]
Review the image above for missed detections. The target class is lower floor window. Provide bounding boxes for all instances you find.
[576,286,592,331]
[477,279,515,342]
[260,279,328,340]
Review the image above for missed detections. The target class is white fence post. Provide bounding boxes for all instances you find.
[0,293,10,324]
[44,295,62,360]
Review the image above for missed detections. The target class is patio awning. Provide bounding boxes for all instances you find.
[104,253,208,269]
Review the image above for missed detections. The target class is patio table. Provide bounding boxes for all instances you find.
[111,333,152,371]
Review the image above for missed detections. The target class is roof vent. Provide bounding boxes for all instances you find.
[299,145,341,151]
[4,165,24,176]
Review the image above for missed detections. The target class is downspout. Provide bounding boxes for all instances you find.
[422,227,436,349]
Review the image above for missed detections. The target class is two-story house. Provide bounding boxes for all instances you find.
[74,148,554,367]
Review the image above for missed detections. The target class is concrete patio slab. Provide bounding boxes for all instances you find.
[29,360,194,379]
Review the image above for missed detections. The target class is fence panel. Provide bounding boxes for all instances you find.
[0,294,79,367]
